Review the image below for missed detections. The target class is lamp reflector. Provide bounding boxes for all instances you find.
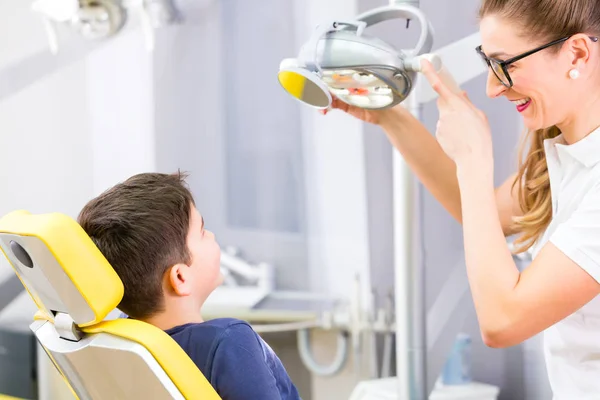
[277,68,332,109]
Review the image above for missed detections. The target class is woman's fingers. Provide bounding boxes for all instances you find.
[330,96,348,111]
[420,59,459,105]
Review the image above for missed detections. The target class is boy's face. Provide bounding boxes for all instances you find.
[186,205,223,299]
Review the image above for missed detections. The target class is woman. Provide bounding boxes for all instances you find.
[326,0,600,398]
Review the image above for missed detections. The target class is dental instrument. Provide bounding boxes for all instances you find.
[203,248,275,310]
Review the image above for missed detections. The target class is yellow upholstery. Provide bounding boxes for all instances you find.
[0,211,221,399]
[84,319,219,400]
[0,210,123,326]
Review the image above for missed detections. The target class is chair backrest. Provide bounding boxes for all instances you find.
[0,210,221,400]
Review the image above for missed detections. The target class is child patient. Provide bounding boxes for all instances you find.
[78,171,300,399]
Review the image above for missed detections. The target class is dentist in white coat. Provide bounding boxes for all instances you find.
[325,0,600,398]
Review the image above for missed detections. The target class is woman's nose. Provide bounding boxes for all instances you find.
[486,69,508,98]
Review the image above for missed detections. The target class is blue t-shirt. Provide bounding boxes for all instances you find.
[165,318,301,400]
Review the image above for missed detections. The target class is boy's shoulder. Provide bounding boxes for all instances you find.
[165,317,260,352]
[166,318,254,337]
[167,318,301,399]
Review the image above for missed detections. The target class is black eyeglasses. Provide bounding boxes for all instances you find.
[476,35,599,88]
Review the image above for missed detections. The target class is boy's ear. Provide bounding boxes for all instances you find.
[166,264,193,296]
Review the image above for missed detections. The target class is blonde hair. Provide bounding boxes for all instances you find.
[511,127,560,252]
[479,0,600,253]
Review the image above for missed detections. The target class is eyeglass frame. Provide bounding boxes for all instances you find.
[476,35,599,88]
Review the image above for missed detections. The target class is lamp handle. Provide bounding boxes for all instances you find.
[301,20,368,73]
[353,4,434,56]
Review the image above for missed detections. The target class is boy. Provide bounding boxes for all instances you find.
[78,171,300,399]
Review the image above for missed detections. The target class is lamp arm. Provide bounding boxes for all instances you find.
[354,4,434,56]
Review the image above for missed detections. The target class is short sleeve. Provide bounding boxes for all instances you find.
[550,185,600,283]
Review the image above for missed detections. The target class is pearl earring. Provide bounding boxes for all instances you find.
[569,69,580,80]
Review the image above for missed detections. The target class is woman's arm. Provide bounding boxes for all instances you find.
[378,106,522,235]
[379,107,462,221]
[458,167,600,348]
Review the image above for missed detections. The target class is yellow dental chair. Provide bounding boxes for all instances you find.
[0,210,221,400]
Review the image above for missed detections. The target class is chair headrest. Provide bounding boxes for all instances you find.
[0,210,124,326]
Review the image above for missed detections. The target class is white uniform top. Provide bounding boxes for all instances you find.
[530,127,600,399]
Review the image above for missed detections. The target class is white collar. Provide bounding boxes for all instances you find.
[546,126,600,168]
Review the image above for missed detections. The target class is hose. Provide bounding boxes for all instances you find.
[297,328,349,376]
[381,331,393,378]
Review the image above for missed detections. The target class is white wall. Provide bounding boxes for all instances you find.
[87,30,156,196]
[0,60,93,219]
[0,0,48,67]
[0,27,156,223]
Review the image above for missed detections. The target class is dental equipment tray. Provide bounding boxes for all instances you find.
[201,291,337,323]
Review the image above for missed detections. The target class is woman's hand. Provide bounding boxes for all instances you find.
[320,95,403,126]
[420,60,494,174]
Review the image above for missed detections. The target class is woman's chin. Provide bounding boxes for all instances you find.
[522,116,545,132]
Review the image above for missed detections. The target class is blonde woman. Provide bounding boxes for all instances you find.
[326,0,600,398]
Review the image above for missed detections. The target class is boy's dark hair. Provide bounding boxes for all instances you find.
[78,172,195,319]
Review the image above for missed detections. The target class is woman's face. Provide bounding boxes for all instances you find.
[479,15,590,132]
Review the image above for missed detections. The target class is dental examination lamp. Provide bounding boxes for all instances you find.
[30,0,181,54]
[277,3,461,110]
